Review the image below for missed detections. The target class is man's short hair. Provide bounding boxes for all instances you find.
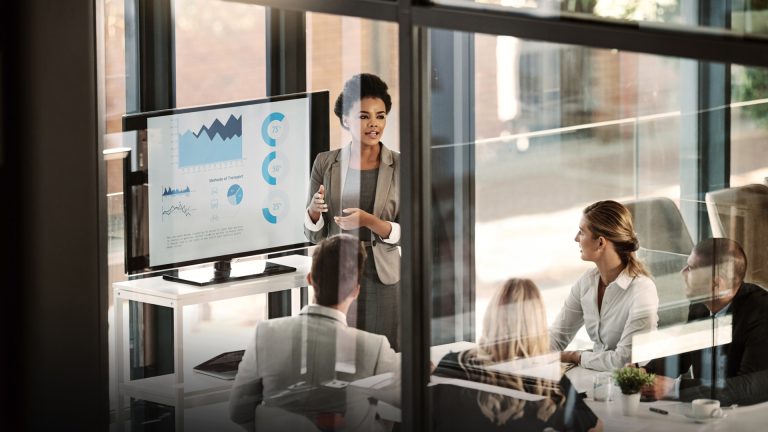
[693,238,748,285]
[311,234,367,307]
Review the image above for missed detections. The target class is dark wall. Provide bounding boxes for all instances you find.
[0,0,23,426]
[2,0,108,429]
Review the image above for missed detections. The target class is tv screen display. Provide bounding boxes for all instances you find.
[122,91,329,276]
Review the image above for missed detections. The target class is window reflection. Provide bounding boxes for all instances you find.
[731,66,768,189]
[175,0,266,106]
[473,37,687,342]
[104,0,127,135]
[641,238,768,405]
[430,25,768,428]
[433,0,768,37]
[230,235,401,430]
[433,279,600,431]
[307,13,399,151]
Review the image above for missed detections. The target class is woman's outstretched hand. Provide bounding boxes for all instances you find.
[308,185,327,222]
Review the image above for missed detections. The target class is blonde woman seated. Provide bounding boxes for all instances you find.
[550,200,659,371]
[433,279,603,432]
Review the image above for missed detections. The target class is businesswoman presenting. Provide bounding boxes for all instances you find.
[305,73,401,350]
[549,200,659,371]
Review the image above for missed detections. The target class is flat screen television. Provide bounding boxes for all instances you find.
[122,91,329,285]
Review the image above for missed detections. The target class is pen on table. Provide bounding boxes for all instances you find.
[649,407,668,415]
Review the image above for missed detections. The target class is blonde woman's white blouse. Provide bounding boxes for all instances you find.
[549,268,659,372]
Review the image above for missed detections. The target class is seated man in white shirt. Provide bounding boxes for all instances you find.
[229,234,401,431]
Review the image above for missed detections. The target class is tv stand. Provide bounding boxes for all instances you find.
[113,254,311,430]
[162,259,296,287]
[213,260,232,280]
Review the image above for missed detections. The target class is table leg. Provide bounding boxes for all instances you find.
[174,302,184,384]
[114,293,125,430]
[175,386,185,431]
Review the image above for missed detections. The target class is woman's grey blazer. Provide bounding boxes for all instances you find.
[304,143,400,285]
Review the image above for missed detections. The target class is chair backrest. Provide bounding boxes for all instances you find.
[623,197,694,328]
[624,197,694,256]
[705,184,768,289]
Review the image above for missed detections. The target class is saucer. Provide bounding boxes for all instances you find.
[684,412,727,424]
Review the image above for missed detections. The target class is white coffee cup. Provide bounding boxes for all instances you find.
[692,399,722,419]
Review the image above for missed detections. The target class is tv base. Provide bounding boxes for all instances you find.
[162,261,296,287]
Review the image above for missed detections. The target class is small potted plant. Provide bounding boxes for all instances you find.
[613,367,655,416]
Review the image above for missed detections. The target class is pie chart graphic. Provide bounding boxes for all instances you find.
[261,112,287,147]
[227,184,244,206]
[262,190,289,224]
[262,151,278,185]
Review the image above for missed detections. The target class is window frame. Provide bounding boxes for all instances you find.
[126,1,768,431]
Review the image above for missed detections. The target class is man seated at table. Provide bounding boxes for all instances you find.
[229,234,400,431]
[642,238,768,404]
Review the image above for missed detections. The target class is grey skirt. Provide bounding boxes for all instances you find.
[347,246,400,351]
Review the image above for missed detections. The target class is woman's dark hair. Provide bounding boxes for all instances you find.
[333,73,392,129]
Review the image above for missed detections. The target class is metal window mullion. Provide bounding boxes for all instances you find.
[232,0,398,22]
[266,7,307,318]
[235,1,768,67]
[124,0,178,381]
[134,0,175,112]
[680,1,731,242]
[409,5,768,69]
[266,8,306,96]
[429,29,475,345]
[400,1,432,431]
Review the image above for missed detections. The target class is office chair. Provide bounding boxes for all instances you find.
[706,184,768,290]
[623,197,694,328]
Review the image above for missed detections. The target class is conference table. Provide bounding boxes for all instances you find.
[566,362,766,431]
[429,342,768,431]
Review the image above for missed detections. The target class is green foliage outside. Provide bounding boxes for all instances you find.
[733,66,768,126]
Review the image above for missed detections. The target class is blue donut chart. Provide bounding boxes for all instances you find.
[262,208,278,224]
[261,151,278,185]
[261,112,285,147]
[261,190,289,224]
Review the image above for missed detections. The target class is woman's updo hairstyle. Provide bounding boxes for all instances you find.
[333,73,392,130]
[583,200,649,277]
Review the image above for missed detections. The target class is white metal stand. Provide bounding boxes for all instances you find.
[113,254,311,431]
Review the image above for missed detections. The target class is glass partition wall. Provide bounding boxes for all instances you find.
[107,3,404,430]
[103,1,768,431]
[429,28,768,430]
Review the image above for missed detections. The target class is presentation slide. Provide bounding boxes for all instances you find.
[147,98,310,267]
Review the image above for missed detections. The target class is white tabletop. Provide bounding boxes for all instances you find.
[567,366,768,431]
[431,342,768,431]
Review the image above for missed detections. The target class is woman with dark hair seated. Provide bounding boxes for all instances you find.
[304,73,401,350]
[433,278,603,432]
